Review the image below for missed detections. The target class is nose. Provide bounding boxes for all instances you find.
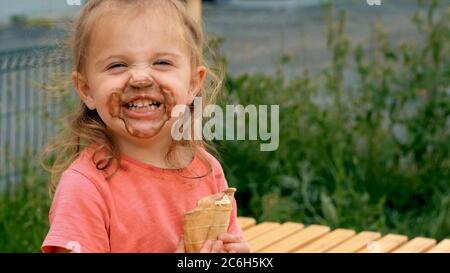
[129,66,154,88]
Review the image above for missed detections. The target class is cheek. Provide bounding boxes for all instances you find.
[158,73,193,104]
[89,85,121,122]
[95,99,115,125]
[91,76,127,105]
[172,88,192,106]
[95,101,126,133]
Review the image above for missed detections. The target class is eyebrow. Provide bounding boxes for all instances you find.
[95,52,182,67]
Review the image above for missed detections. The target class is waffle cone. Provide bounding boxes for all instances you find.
[183,188,236,253]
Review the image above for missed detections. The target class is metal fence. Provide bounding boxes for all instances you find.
[0,45,70,185]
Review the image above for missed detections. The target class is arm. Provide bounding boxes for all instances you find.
[41,169,110,253]
[209,154,249,252]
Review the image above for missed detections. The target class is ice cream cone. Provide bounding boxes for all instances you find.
[183,188,236,253]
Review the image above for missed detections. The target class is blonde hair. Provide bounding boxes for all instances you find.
[41,0,223,194]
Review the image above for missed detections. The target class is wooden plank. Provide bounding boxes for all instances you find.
[250,222,304,253]
[243,222,280,242]
[236,216,444,253]
[392,237,436,253]
[259,225,331,253]
[237,217,256,231]
[295,229,356,253]
[427,239,450,253]
[358,234,408,253]
[327,231,381,253]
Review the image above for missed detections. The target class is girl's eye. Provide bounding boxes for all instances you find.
[107,63,127,70]
[153,60,172,66]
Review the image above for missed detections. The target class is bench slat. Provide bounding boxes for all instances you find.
[392,237,436,253]
[327,231,381,253]
[295,229,356,253]
[427,239,450,253]
[243,222,280,242]
[250,222,304,253]
[259,225,330,253]
[237,216,443,253]
[237,217,256,231]
[357,234,408,253]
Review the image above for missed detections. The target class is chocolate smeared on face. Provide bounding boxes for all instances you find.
[108,93,122,117]
[107,80,177,138]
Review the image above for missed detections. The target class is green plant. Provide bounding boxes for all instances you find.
[0,155,51,252]
[216,0,449,239]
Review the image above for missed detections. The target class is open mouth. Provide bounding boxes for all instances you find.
[124,99,162,112]
[108,88,174,138]
[121,96,164,115]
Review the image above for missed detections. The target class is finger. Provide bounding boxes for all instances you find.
[218,233,240,244]
[229,249,237,253]
[174,236,185,253]
[211,240,224,253]
[224,242,251,253]
[200,240,213,253]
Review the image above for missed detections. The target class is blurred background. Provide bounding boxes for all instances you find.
[0,0,449,252]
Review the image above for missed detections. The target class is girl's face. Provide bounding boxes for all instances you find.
[72,8,205,144]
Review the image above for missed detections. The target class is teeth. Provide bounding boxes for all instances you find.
[127,99,160,108]
[126,100,160,111]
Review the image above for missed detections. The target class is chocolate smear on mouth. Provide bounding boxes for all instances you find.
[107,82,177,138]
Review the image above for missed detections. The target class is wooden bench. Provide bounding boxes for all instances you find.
[237,217,450,253]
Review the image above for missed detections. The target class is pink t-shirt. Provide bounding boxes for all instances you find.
[41,145,243,253]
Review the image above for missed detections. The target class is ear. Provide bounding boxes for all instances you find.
[188,66,207,102]
[71,71,95,110]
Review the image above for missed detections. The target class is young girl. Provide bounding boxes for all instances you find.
[41,0,249,253]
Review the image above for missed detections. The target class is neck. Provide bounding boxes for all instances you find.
[112,125,174,168]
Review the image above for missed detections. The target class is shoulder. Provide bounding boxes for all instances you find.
[198,148,224,176]
[50,165,111,223]
[66,145,109,183]
[194,148,231,192]
[53,146,110,207]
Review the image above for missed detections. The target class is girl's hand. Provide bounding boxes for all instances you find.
[218,233,251,253]
[175,236,226,253]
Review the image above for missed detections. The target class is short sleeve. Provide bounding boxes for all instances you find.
[41,169,110,253]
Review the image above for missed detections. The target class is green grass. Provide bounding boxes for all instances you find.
[0,157,51,252]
